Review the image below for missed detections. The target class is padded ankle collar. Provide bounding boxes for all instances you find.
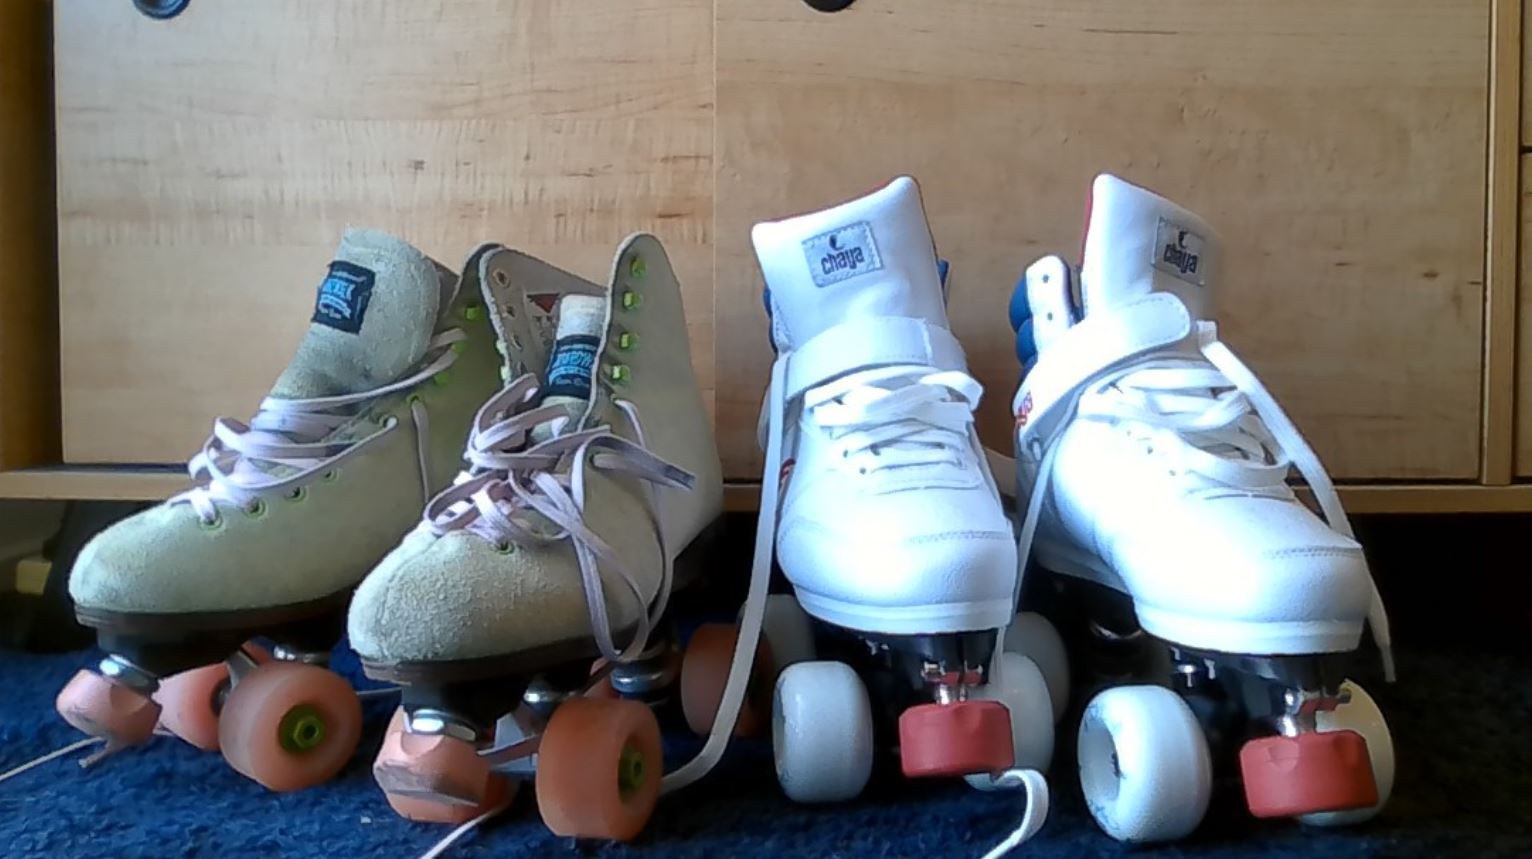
[784,315,968,400]
[1014,292,1192,454]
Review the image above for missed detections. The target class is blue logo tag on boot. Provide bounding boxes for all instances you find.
[312,261,376,334]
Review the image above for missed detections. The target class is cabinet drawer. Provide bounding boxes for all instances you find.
[55,0,713,464]
[716,0,1489,480]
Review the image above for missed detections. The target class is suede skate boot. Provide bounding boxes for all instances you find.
[1009,174,1395,842]
[57,229,502,791]
[348,234,724,840]
[727,177,1052,851]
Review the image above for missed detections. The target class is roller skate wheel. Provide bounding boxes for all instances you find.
[739,593,816,674]
[963,651,1053,792]
[1004,611,1069,724]
[56,669,161,748]
[1300,681,1394,827]
[772,661,873,803]
[899,699,1014,778]
[375,708,513,824]
[154,643,273,752]
[535,697,662,841]
[1077,685,1211,843]
[680,622,771,737]
[218,661,362,792]
[1240,729,1377,819]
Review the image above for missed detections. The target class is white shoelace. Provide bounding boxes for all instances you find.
[422,374,694,666]
[174,329,467,523]
[807,365,985,473]
[1016,320,1394,680]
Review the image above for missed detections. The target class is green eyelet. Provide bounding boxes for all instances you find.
[433,371,452,387]
[286,486,309,503]
[628,255,646,280]
[494,540,515,555]
[621,289,641,311]
[406,393,424,407]
[464,303,484,321]
[198,514,224,532]
[322,469,341,483]
[243,499,268,519]
[617,331,637,351]
[608,364,632,384]
[450,341,467,355]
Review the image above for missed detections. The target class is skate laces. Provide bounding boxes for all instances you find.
[422,373,695,666]
[174,329,467,524]
[805,365,984,473]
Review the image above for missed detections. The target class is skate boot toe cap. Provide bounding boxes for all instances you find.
[348,530,640,666]
[69,499,383,616]
[777,517,1018,631]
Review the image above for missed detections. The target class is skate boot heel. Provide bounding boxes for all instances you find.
[55,668,160,749]
[1240,730,1378,818]
[898,699,1014,778]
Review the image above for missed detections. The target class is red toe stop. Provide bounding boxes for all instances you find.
[899,699,1014,778]
[1240,729,1378,818]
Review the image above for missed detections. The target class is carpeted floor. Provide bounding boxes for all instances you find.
[2,635,1529,858]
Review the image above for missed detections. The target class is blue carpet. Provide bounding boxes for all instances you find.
[2,639,1529,859]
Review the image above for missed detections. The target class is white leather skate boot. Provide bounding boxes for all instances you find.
[347,234,726,840]
[1011,174,1395,842]
[56,229,503,791]
[729,177,1050,851]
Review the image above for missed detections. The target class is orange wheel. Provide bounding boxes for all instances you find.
[679,623,772,737]
[376,708,516,824]
[534,697,662,841]
[218,661,362,791]
[156,643,273,751]
[56,670,160,747]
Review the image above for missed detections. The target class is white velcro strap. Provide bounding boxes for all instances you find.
[1014,293,1192,449]
[785,316,968,400]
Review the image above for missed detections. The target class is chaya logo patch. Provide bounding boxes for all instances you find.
[1153,217,1206,287]
[803,221,883,287]
[312,260,376,334]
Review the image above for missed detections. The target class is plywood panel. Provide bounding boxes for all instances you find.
[1515,155,1532,474]
[0,0,59,470]
[716,0,1489,481]
[56,0,712,463]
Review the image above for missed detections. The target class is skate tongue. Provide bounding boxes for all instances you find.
[751,176,950,354]
[1080,174,1220,323]
[270,228,455,400]
[532,293,606,443]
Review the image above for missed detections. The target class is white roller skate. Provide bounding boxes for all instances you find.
[735,177,1053,852]
[1010,174,1395,842]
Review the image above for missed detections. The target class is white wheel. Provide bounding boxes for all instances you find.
[772,661,873,803]
[964,651,1054,791]
[741,593,816,675]
[1078,685,1212,843]
[1299,680,1394,827]
[1004,611,1069,723]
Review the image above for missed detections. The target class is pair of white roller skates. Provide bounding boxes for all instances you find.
[739,174,1393,848]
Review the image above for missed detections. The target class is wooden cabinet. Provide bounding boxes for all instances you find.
[53,0,713,463]
[3,0,1528,510]
[717,0,1489,480]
